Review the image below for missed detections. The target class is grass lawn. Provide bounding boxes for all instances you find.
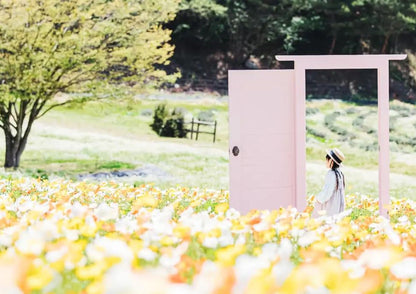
[13,93,229,189]
[0,93,415,199]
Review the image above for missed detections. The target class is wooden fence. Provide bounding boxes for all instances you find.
[186,118,217,143]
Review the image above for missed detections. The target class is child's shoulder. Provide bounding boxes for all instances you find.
[326,169,338,177]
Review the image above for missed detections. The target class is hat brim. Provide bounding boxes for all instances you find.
[326,149,344,167]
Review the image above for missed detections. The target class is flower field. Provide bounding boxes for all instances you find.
[0,178,416,293]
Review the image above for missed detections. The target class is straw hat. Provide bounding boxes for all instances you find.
[326,148,345,166]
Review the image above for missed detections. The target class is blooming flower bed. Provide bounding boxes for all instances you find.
[0,178,416,293]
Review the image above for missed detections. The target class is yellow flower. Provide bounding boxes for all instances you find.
[173,225,191,239]
[76,261,107,280]
[231,220,245,231]
[50,260,65,272]
[67,240,88,265]
[311,238,331,252]
[85,279,104,294]
[133,194,158,208]
[128,239,144,253]
[252,247,262,256]
[160,236,174,246]
[280,258,357,294]
[215,202,229,214]
[245,268,278,294]
[27,264,54,291]
[265,210,279,223]
[216,245,246,267]
[208,228,222,238]
[80,224,97,238]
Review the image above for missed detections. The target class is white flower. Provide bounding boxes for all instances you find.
[69,201,87,218]
[115,217,138,235]
[104,265,170,294]
[341,259,365,279]
[218,234,234,247]
[272,259,294,286]
[46,246,68,263]
[17,199,35,213]
[253,221,268,232]
[202,237,218,248]
[261,243,279,262]
[235,234,246,245]
[384,225,401,245]
[159,254,180,269]
[192,261,223,294]
[86,237,133,263]
[94,202,119,221]
[358,249,392,269]
[63,229,79,241]
[103,263,137,294]
[298,231,319,247]
[138,248,157,261]
[35,220,59,241]
[233,254,270,294]
[391,257,416,279]
[0,227,16,247]
[278,238,293,260]
[398,215,408,223]
[15,229,45,255]
[226,208,240,219]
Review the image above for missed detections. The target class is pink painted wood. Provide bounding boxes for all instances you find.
[229,70,296,214]
[229,55,406,216]
[276,54,406,216]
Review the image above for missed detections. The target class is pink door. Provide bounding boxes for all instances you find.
[229,70,296,214]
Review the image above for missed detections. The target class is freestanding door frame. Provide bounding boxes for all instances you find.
[230,54,407,216]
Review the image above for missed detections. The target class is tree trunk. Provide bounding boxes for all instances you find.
[381,34,390,54]
[4,132,27,169]
[2,101,36,169]
[329,35,337,54]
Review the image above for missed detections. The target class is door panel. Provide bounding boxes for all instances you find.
[229,70,296,214]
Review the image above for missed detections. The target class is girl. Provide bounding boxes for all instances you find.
[314,148,346,216]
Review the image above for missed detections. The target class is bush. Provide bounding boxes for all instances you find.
[306,107,319,115]
[151,104,187,138]
[151,104,168,134]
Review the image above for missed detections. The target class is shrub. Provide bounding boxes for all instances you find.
[151,103,168,134]
[151,104,187,138]
[306,125,326,140]
[306,107,319,115]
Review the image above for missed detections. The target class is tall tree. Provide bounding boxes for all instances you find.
[0,0,180,169]
[354,0,416,53]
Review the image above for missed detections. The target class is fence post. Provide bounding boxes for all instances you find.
[196,122,200,141]
[190,117,194,139]
[213,120,217,143]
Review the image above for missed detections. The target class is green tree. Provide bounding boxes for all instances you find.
[351,0,416,53]
[0,0,180,168]
[224,0,289,64]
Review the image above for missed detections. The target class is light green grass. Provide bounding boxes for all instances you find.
[8,94,229,189]
[0,94,414,199]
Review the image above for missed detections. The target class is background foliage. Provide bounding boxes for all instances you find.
[168,0,416,98]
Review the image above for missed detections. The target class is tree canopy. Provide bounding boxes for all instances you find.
[0,0,180,168]
[171,0,416,64]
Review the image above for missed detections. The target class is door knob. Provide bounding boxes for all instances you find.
[232,146,240,156]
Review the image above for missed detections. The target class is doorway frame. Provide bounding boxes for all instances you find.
[275,54,407,216]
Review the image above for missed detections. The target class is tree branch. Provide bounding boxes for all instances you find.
[36,100,72,119]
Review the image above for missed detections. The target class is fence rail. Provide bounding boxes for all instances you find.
[186,118,217,143]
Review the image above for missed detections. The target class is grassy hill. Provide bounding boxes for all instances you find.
[0,93,415,199]
[306,99,416,198]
